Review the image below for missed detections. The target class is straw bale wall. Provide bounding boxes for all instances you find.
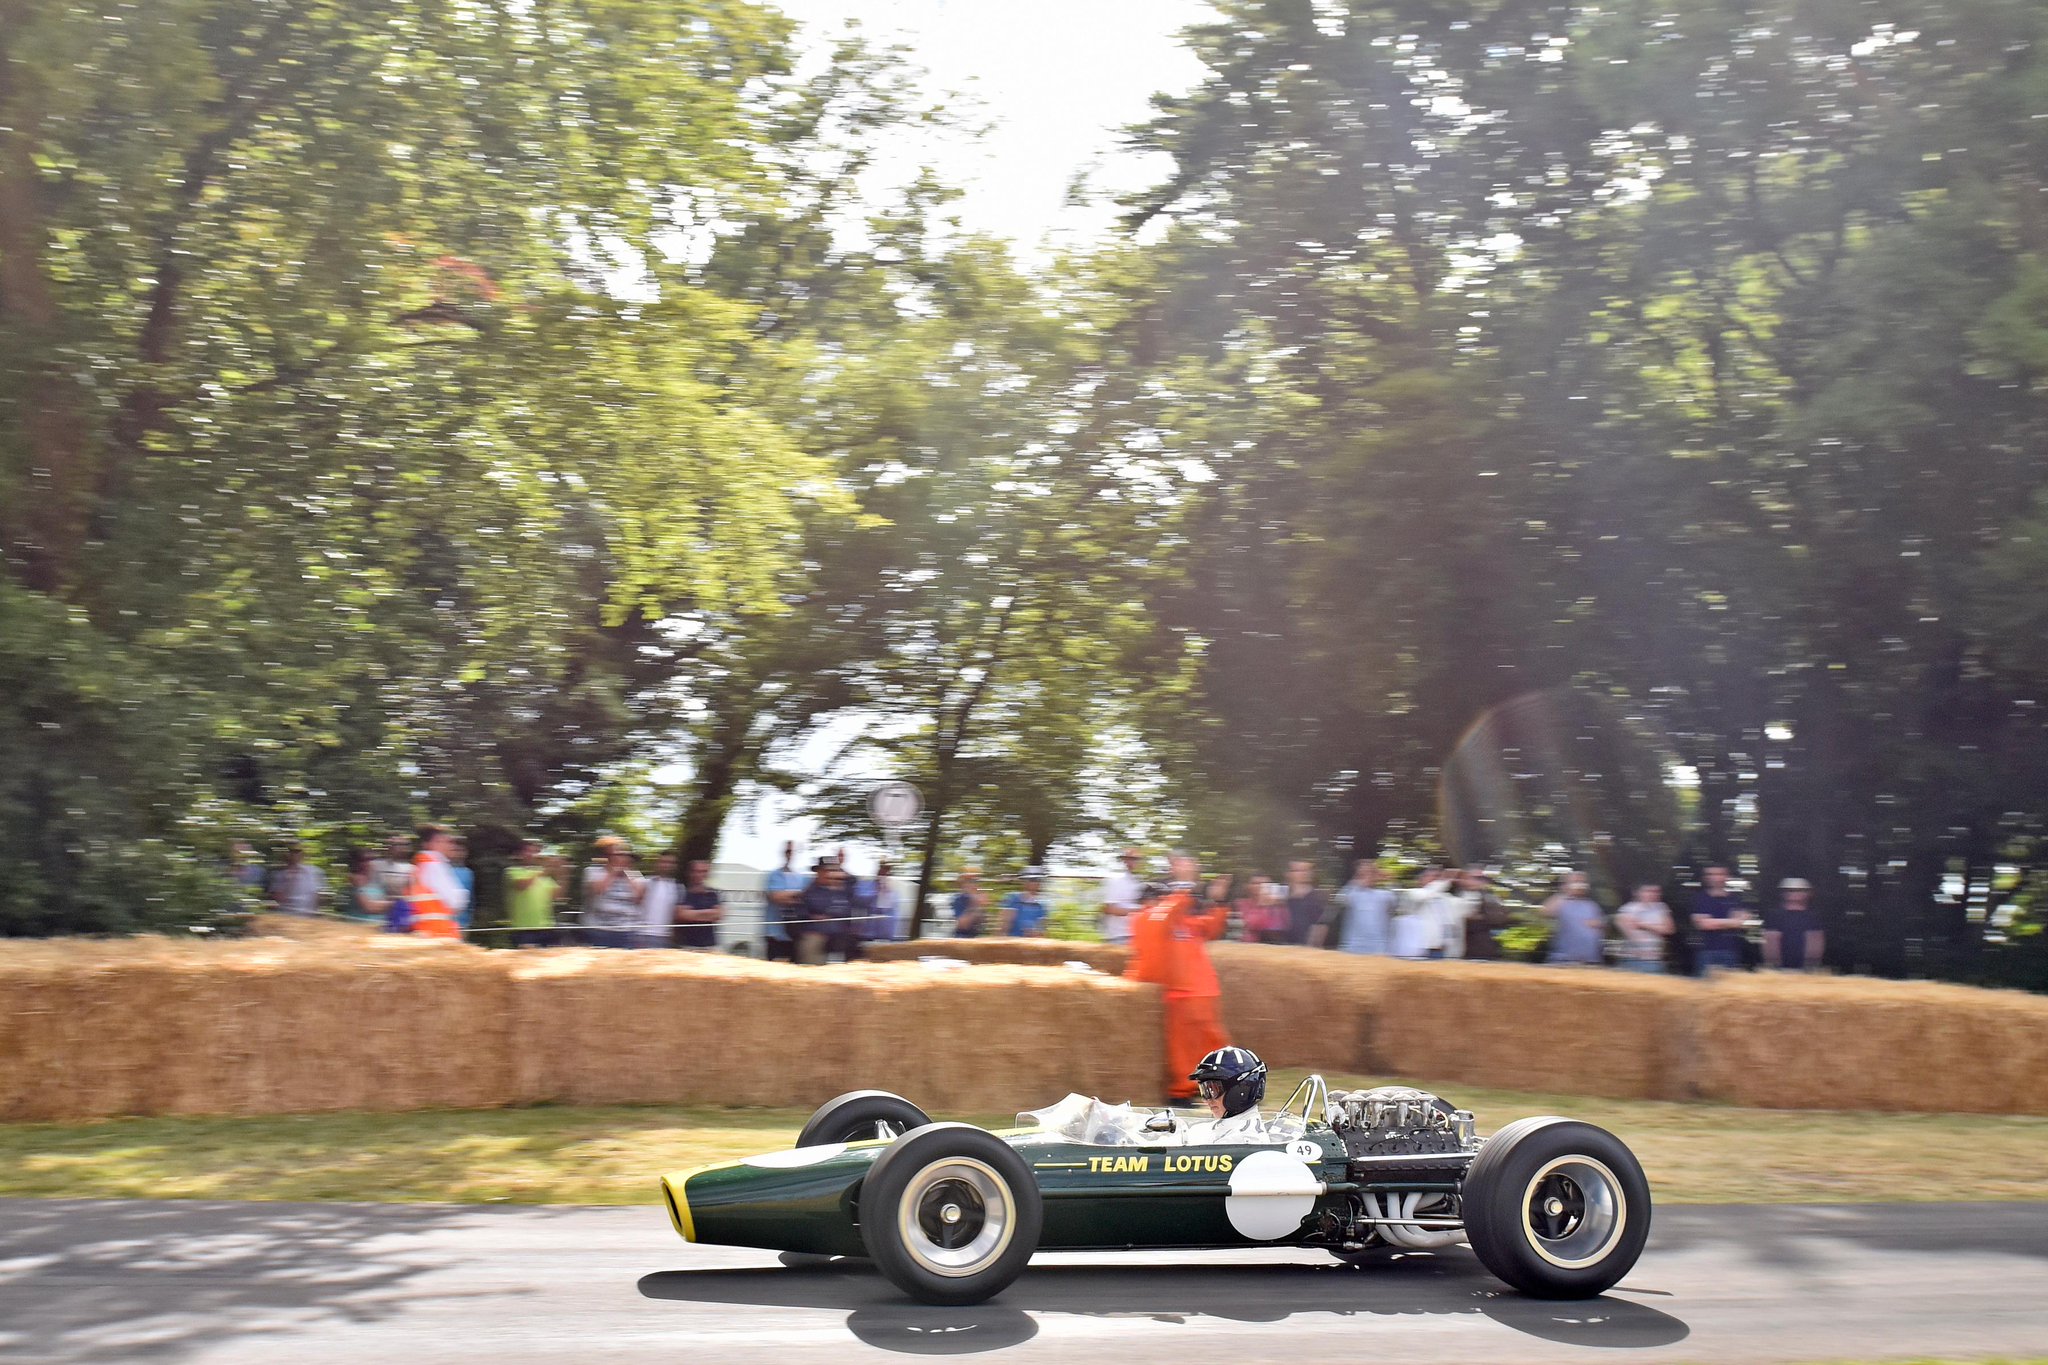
[0,937,515,1121]
[246,913,378,941]
[1207,943,1391,1073]
[1368,962,1695,1101]
[0,938,1161,1121]
[1201,948,2048,1113]
[507,949,1160,1110]
[1685,973,2048,1114]
[860,939,1129,973]
[6,933,2048,1121]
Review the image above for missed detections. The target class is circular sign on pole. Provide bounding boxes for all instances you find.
[868,780,924,830]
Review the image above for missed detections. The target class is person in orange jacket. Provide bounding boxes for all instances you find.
[1124,852,1230,1104]
[405,823,470,940]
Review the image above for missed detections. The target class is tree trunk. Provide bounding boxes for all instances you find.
[909,798,947,940]
[676,748,744,865]
[0,29,91,594]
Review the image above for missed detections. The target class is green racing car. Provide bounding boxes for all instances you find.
[659,1056,1652,1306]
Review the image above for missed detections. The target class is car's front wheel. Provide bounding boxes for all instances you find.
[797,1091,932,1147]
[1461,1116,1651,1298]
[858,1124,1042,1305]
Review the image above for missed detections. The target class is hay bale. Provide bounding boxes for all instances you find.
[0,936,516,1120]
[1205,943,1391,1072]
[861,938,1129,974]
[0,941,176,1120]
[510,949,1164,1112]
[1688,973,2048,1114]
[1370,961,1693,1101]
[7,932,2041,1122]
[247,913,377,941]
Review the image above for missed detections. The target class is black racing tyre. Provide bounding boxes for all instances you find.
[858,1123,1043,1306]
[1462,1116,1652,1298]
[797,1091,932,1148]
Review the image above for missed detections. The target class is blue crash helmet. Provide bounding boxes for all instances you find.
[1190,1046,1267,1116]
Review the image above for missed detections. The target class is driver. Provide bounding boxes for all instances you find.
[1185,1046,1268,1143]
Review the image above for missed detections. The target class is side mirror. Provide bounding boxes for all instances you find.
[1143,1113,1177,1134]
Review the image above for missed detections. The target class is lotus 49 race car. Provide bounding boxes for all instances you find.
[660,1076,1651,1305]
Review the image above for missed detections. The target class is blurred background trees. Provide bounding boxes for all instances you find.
[3,0,2047,984]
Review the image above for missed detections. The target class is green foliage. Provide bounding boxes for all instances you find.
[1113,0,2048,982]
[0,0,863,930]
[0,582,236,932]
[9,0,2048,990]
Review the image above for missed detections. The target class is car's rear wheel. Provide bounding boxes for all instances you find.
[797,1091,932,1147]
[858,1124,1042,1305]
[1462,1116,1651,1298]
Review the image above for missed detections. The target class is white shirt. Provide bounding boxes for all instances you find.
[271,864,325,916]
[416,852,469,914]
[1617,898,1672,959]
[1391,884,1446,958]
[640,876,678,937]
[1431,888,1474,960]
[1101,869,1142,943]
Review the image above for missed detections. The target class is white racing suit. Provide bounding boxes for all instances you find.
[1018,1095,1287,1146]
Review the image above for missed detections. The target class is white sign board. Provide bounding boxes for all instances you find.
[867,781,924,830]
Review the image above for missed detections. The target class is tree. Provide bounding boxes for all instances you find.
[0,0,840,931]
[1116,0,2048,981]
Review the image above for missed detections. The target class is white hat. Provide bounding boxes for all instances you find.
[1779,877,1812,892]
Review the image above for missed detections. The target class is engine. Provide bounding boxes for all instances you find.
[1321,1086,1477,1252]
[1328,1085,1478,1161]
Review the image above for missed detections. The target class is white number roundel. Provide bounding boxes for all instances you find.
[868,781,923,829]
[1224,1150,1323,1241]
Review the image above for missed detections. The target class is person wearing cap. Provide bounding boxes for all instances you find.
[796,856,852,964]
[950,866,988,937]
[1001,867,1052,937]
[1764,878,1824,972]
[1101,848,1143,944]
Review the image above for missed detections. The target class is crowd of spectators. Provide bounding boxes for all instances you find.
[225,824,1825,976]
[1103,854,1824,977]
[235,828,733,951]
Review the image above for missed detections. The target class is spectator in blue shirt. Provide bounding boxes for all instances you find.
[843,860,898,956]
[1543,870,1607,965]
[1002,867,1051,937]
[1315,859,1395,954]
[450,836,476,931]
[761,841,806,962]
[951,867,988,937]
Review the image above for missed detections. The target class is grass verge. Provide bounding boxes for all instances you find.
[2,1069,2044,1207]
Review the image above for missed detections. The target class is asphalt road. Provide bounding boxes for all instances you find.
[2,1198,2046,1363]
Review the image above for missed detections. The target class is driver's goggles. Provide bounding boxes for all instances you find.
[1197,1080,1227,1099]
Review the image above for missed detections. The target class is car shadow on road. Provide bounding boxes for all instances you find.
[638,1250,1690,1356]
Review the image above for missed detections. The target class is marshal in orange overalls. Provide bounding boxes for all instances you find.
[1124,887,1229,1100]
